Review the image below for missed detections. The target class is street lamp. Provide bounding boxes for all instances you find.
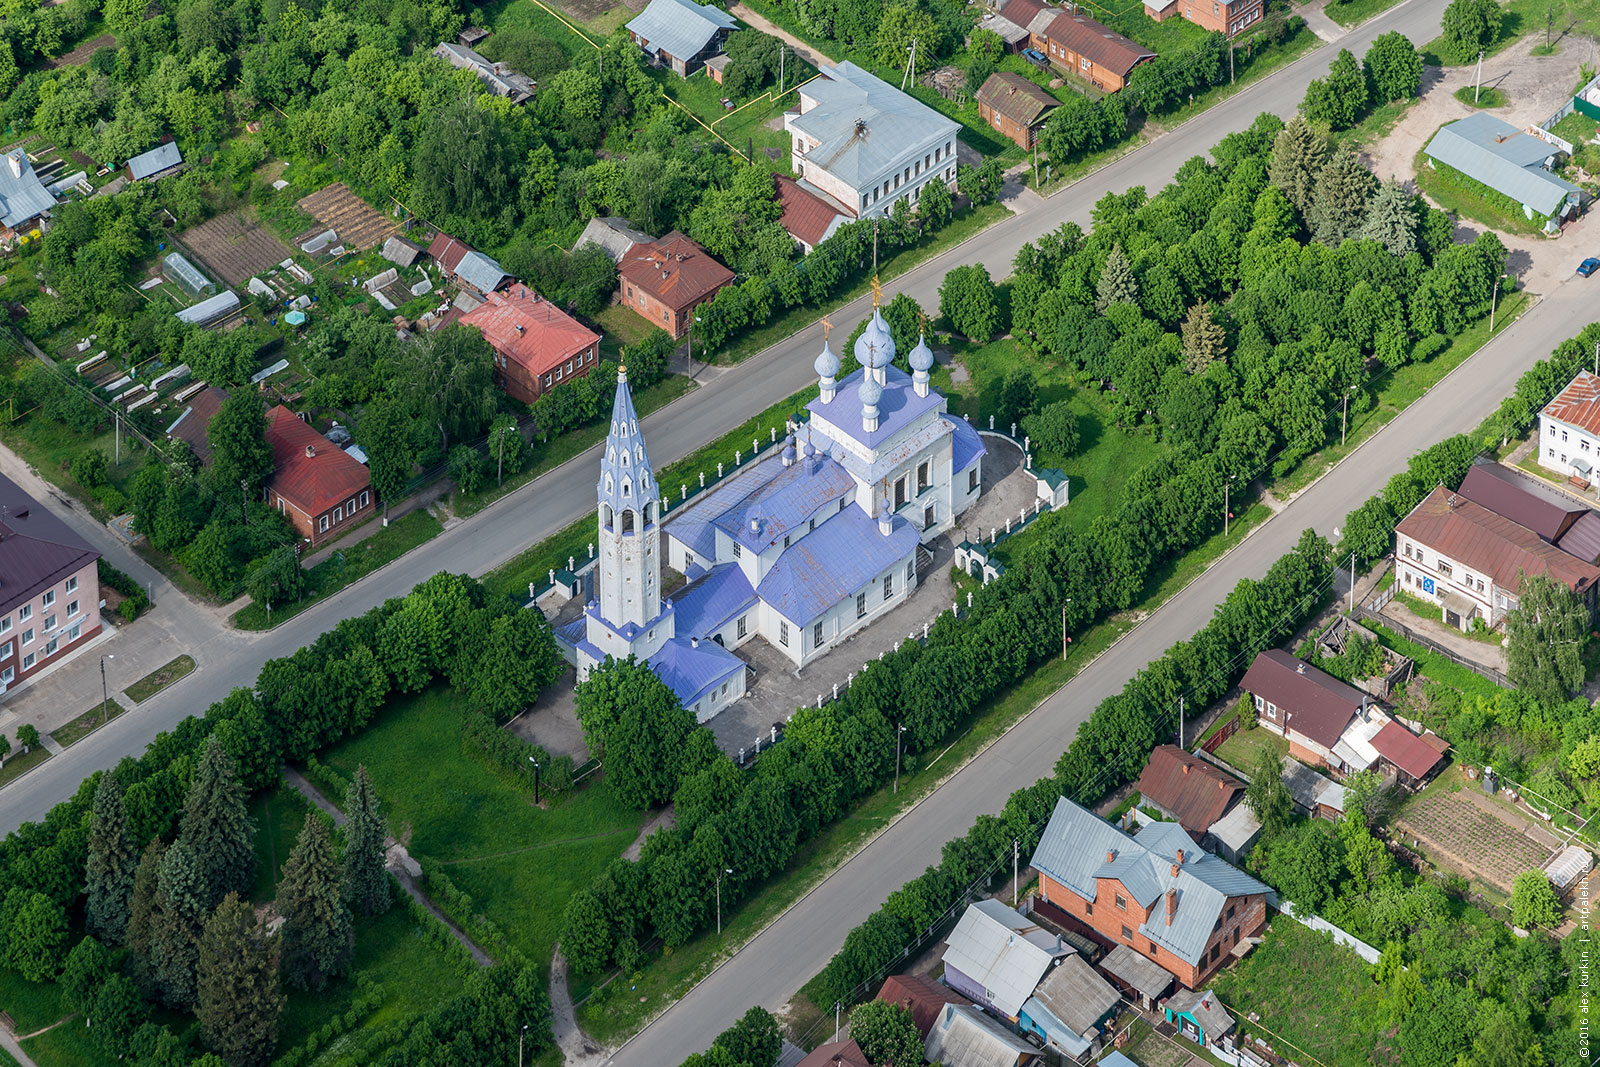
[687,312,704,383]
[1061,598,1072,662]
[100,654,115,724]
[528,756,541,805]
[1224,475,1236,537]
[519,1024,529,1067]
[894,722,907,794]
[1341,384,1358,446]
[1489,273,1508,334]
[715,867,734,934]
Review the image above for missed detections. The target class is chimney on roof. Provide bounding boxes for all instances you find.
[1171,862,1180,877]
[6,154,19,178]
[305,444,316,458]
[1176,848,1185,864]
[515,323,525,334]
[691,636,699,648]
[1202,998,1210,1011]
[1219,778,1228,791]
[1106,849,1115,863]
[1296,662,1306,674]
[1182,763,1190,775]
[1166,888,1177,924]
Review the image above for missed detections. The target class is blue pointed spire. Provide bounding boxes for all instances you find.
[598,364,656,519]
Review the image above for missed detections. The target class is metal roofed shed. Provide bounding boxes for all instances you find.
[1281,758,1347,818]
[1019,954,1120,1058]
[1423,113,1583,229]
[940,898,1072,1020]
[0,149,58,231]
[454,250,509,295]
[575,216,652,263]
[1208,800,1262,864]
[175,289,241,325]
[381,235,425,267]
[126,141,183,181]
[162,251,215,296]
[1098,943,1175,1007]
[1165,987,1236,1046]
[1544,844,1594,895]
[626,0,738,74]
[923,1004,1039,1067]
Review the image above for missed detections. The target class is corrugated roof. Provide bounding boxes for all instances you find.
[427,232,473,273]
[1395,485,1600,596]
[1136,745,1244,834]
[1280,759,1346,815]
[979,12,1031,44]
[1166,988,1235,1037]
[1099,944,1175,1000]
[774,175,849,249]
[264,406,372,517]
[127,141,182,180]
[459,285,599,379]
[166,386,228,463]
[754,502,919,626]
[626,0,737,63]
[713,452,856,553]
[671,562,757,638]
[788,62,960,189]
[0,150,57,229]
[1041,11,1156,75]
[794,1040,870,1067]
[1544,844,1594,892]
[432,42,536,102]
[1027,953,1120,1039]
[976,72,1059,128]
[1559,511,1600,564]
[1456,463,1584,542]
[1545,369,1600,437]
[618,231,733,310]
[1424,113,1582,217]
[381,235,424,266]
[0,472,100,617]
[876,974,972,1039]
[455,250,508,294]
[941,899,1070,1019]
[1370,721,1446,779]
[665,459,787,561]
[998,0,1047,29]
[575,216,652,262]
[949,414,985,474]
[924,1004,1037,1067]
[1238,650,1363,749]
[647,635,744,707]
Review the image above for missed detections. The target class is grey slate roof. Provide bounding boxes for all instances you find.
[1424,113,1582,217]
[1100,944,1175,1001]
[941,898,1070,1018]
[1030,797,1269,967]
[790,62,960,189]
[576,216,652,262]
[127,142,182,180]
[626,0,737,62]
[454,250,508,294]
[924,1004,1037,1067]
[0,150,56,230]
[1281,758,1347,815]
[1022,953,1120,1055]
[1166,987,1235,1037]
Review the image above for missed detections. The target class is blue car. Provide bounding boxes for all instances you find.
[1580,257,1600,278]
[1021,48,1048,69]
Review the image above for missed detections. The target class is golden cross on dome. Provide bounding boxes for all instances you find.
[820,315,833,341]
[918,309,927,334]
[870,275,884,307]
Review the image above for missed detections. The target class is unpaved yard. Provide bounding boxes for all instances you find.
[1395,780,1560,894]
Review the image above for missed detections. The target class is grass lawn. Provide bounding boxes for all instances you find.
[0,967,66,1033]
[1021,133,1150,195]
[0,747,51,790]
[712,202,1013,366]
[49,700,127,748]
[1333,95,1421,150]
[20,1019,102,1067]
[1073,0,1211,52]
[1420,0,1600,64]
[123,655,195,703]
[0,1046,20,1067]
[1214,724,1288,773]
[249,782,315,902]
[481,0,599,56]
[231,509,444,630]
[317,686,646,967]
[1551,111,1599,147]
[1454,85,1507,108]
[1324,0,1403,27]
[1213,919,1394,1067]
[1391,587,1502,644]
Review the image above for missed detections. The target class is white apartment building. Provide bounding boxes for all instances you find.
[1538,369,1600,486]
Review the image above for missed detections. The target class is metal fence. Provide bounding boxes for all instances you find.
[1354,606,1515,690]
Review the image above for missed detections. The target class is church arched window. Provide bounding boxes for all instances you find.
[621,450,630,467]
[644,501,655,524]
[605,474,614,494]
[601,503,613,529]
[620,509,635,534]
[621,478,632,498]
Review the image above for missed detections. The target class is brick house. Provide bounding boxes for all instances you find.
[1134,745,1245,839]
[1029,797,1269,990]
[976,72,1059,150]
[459,285,602,404]
[1144,0,1264,36]
[264,407,375,548]
[618,232,734,339]
[1238,650,1387,776]
[0,473,101,693]
[1000,0,1155,91]
[875,974,972,1040]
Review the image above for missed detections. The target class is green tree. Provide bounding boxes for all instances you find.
[487,413,525,486]
[1179,300,1227,373]
[245,544,306,610]
[716,1006,782,1067]
[1245,746,1292,838]
[16,723,38,753]
[60,935,112,1016]
[1268,115,1328,218]
[1094,243,1138,312]
[995,368,1038,431]
[1260,821,1339,910]
[1302,47,1368,130]
[937,264,1000,340]
[449,443,486,495]
[105,0,148,34]
[91,974,149,1055]
[1022,400,1081,461]
[357,396,415,520]
[207,392,274,500]
[342,766,391,917]
[1364,31,1423,102]
[151,838,209,1008]
[849,1000,922,1067]
[1357,178,1419,257]
[87,770,139,945]
[918,175,953,232]
[1342,767,1396,828]
[466,609,565,719]
[1510,869,1561,929]
[397,324,497,454]
[575,658,696,809]
[2,889,68,981]
[1308,150,1378,246]
[561,888,614,975]
[179,736,257,909]
[1439,0,1501,63]
[410,97,518,221]
[197,892,283,1067]
[278,813,353,990]
[874,3,941,67]
[126,838,166,999]
[1505,573,1589,706]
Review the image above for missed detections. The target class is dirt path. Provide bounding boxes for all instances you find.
[622,806,676,861]
[280,767,493,967]
[730,4,835,69]
[550,948,611,1067]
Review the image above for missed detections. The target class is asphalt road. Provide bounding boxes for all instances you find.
[0,0,1585,1052]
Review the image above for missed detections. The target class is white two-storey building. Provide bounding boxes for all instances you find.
[1538,369,1600,487]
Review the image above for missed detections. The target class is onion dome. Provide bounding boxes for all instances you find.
[814,340,840,379]
[859,375,883,407]
[909,333,934,373]
[854,310,892,368]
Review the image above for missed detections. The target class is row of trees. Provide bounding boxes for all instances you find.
[1301,32,1424,132]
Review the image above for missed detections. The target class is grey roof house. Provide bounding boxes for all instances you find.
[923,1004,1040,1067]
[1018,953,1121,1059]
[626,0,738,77]
[785,62,961,221]
[0,150,56,236]
[940,898,1071,1021]
[576,216,653,263]
[431,42,536,104]
[1424,113,1584,232]
[126,142,184,181]
[453,250,510,295]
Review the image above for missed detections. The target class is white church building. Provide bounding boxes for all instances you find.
[558,303,985,722]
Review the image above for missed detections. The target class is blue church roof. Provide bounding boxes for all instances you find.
[598,367,656,516]
[650,636,745,708]
[756,504,920,626]
[808,365,944,449]
[712,453,855,553]
[947,414,985,474]
[672,563,757,638]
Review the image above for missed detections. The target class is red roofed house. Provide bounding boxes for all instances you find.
[618,231,734,339]
[1000,0,1155,91]
[1539,370,1600,488]
[876,973,974,1039]
[1370,721,1449,790]
[1135,745,1245,839]
[460,285,602,405]
[426,232,473,275]
[264,406,374,548]
[1239,651,1382,776]
[774,175,849,254]
[795,1040,870,1067]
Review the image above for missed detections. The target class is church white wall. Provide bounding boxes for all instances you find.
[689,666,748,724]
[954,456,982,520]
[762,550,918,669]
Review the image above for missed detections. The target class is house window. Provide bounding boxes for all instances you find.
[895,477,907,508]
[1563,430,1569,442]
[783,534,791,548]
[1404,570,1413,585]
[1266,701,1277,720]
[737,615,747,639]
[21,629,33,647]
[917,461,930,493]
[360,491,370,508]
[0,642,10,660]
[1548,447,1556,457]
[1550,425,1557,436]
[543,374,552,388]
[1115,894,1127,910]
[1437,561,1452,577]
[44,637,56,656]
[22,653,34,670]
[67,622,80,642]
[319,515,330,533]
[884,572,894,600]
[43,614,55,631]
[857,592,867,619]
[906,561,914,583]
[1121,925,1133,941]
[65,576,77,594]
[1585,441,1592,452]
[0,617,10,635]
[732,543,742,559]
[41,591,54,608]
[1210,944,1220,962]
[814,621,824,647]
[348,497,357,513]
[1084,902,1092,915]
[779,621,790,647]
[1476,579,1485,592]
[1080,57,1090,70]
[1,667,12,684]
[333,506,343,523]
[1253,694,1264,712]
[1227,904,1236,919]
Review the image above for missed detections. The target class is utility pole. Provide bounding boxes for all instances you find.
[894,722,907,793]
[1475,50,1484,103]
[100,654,114,723]
[835,1002,842,1043]
[1223,477,1232,537]
[1012,838,1020,906]
[1061,598,1071,660]
[519,1025,529,1067]
[1489,273,1504,333]
[1341,388,1351,446]
[778,44,784,94]
[715,867,734,934]
[527,756,541,805]
[1178,695,1184,750]
[872,218,880,275]
[1229,41,1235,84]
[1349,552,1357,614]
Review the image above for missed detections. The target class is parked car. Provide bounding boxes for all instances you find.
[1022,48,1048,68]
[1579,257,1600,278]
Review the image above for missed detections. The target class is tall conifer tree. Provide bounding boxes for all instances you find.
[198,892,283,1067]
[342,766,391,917]
[179,737,256,909]
[126,838,166,999]
[86,771,138,944]
[1268,115,1328,218]
[278,813,353,990]
[151,839,208,1009]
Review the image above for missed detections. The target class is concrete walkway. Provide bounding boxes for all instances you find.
[279,767,493,967]
[550,948,611,1067]
[1296,0,1349,43]
[0,1019,43,1067]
